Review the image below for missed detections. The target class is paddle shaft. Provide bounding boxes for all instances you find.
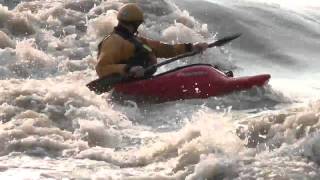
[145,33,241,71]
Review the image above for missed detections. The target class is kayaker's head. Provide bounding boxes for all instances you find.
[117,3,144,34]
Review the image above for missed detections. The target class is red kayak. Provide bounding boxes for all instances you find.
[113,64,271,102]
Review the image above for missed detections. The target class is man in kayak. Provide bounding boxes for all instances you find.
[95,3,209,79]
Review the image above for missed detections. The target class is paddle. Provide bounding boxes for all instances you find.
[87,33,241,94]
[146,33,241,71]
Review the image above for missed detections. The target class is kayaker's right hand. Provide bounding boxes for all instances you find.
[128,66,145,78]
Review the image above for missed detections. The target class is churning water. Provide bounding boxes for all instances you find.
[0,0,320,179]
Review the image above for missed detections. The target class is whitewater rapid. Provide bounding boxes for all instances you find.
[0,0,320,179]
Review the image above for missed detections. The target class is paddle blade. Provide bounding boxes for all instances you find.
[86,75,125,94]
[209,33,242,48]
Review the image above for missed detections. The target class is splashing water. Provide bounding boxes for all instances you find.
[0,0,320,179]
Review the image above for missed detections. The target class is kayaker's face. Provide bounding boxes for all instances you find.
[130,21,143,33]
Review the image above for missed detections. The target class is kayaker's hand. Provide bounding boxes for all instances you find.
[128,66,145,78]
[149,54,157,65]
[192,42,208,53]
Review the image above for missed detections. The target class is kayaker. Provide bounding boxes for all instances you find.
[95,3,209,79]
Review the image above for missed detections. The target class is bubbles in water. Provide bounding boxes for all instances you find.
[0,0,319,179]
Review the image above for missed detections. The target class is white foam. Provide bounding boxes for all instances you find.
[0,31,15,48]
[186,154,238,180]
[87,10,118,39]
[162,22,204,43]
[0,0,319,179]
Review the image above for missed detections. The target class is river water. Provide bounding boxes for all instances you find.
[0,0,320,179]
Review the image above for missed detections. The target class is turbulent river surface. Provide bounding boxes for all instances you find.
[0,0,320,179]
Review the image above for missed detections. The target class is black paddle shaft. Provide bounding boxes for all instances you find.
[146,33,242,71]
[87,33,241,94]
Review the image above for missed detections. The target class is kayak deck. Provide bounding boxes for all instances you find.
[113,64,271,103]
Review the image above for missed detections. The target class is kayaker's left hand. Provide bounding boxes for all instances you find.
[128,66,145,78]
[192,42,209,53]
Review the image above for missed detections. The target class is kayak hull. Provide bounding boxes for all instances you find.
[114,64,270,102]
